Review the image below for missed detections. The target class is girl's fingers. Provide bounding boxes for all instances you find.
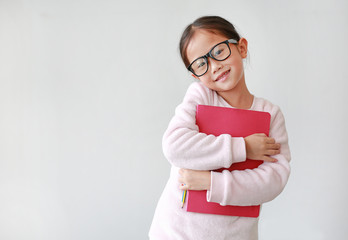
[267,143,281,150]
[178,177,184,184]
[262,156,278,163]
[179,184,187,190]
[254,133,266,137]
[266,137,276,144]
[179,168,184,176]
[266,149,281,156]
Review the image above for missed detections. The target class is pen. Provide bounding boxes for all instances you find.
[181,189,187,208]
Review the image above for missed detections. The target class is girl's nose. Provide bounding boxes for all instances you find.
[209,58,223,74]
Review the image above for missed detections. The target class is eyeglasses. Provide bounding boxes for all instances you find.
[187,39,238,77]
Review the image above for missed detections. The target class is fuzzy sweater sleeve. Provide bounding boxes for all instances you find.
[162,82,246,171]
[207,105,291,206]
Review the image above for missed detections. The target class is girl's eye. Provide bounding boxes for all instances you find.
[214,49,223,56]
[197,61,206,68]
[195,60,206,69]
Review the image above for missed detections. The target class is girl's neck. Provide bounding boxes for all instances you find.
[217,79,254,109]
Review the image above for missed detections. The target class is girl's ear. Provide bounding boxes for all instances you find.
[237,38,248,59]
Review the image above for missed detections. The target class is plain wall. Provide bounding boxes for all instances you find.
[1,0,347,239]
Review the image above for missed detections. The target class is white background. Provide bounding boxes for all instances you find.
[1,0,347,239]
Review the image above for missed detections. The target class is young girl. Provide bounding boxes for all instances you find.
[149,16,291,240]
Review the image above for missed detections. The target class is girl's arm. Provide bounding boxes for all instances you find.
[208,107,290,205]
[163,82,246,170]
[180,106,291,206]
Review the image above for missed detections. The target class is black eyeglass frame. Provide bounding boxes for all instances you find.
[187,39,238,77]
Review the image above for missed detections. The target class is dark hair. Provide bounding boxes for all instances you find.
[179,16,242,68]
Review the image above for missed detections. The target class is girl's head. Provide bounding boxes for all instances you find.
[179,16,248,93]
[179,16,242,68]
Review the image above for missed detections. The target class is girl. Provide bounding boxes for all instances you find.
[149,16,291,240]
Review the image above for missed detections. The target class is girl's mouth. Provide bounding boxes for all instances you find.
[215,70,230,82]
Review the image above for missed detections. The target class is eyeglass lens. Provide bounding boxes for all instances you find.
[190,42,231,76]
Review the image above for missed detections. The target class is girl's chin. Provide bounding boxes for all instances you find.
[215,80,240,92]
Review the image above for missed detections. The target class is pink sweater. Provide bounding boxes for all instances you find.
[149,82,291,240]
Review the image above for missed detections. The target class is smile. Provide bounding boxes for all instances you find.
[215,70,230,82]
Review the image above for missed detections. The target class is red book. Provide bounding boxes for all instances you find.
[185,105,271,217]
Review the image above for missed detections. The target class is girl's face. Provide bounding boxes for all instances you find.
[186,30,248,94]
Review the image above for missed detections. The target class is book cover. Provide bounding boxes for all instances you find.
[185,105,271,217]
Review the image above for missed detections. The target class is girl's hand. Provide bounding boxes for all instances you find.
[178,169,211,191]
[244,133,281,162]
